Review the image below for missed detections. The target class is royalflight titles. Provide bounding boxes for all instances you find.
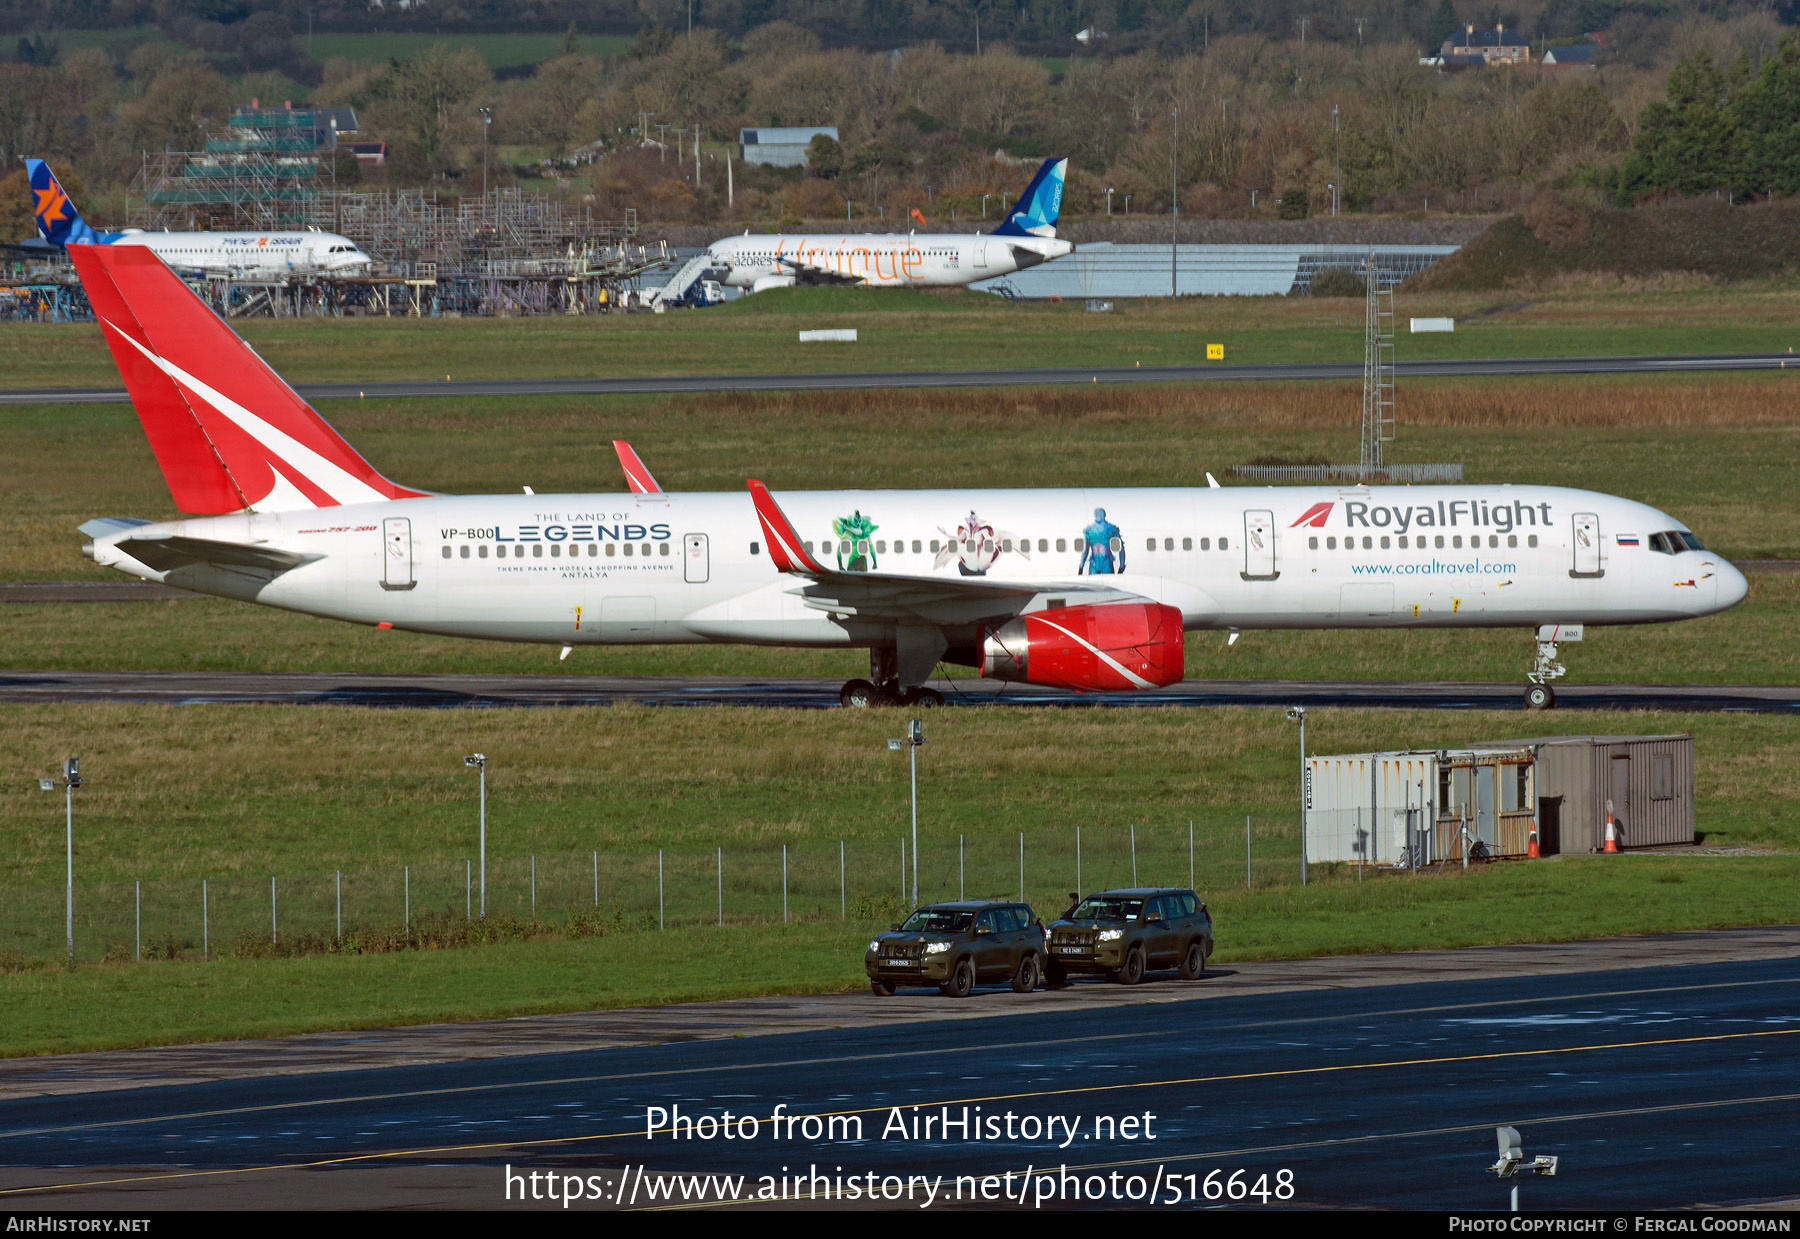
[644,1103,1156,1148]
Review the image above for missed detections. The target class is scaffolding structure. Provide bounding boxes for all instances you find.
[1361,251,1397,470]
[129,108,338,232]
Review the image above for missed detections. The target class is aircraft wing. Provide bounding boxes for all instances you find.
[772,254,862,286]
[746,480,1147,625]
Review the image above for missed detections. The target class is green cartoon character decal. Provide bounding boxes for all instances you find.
[832,510,879,572]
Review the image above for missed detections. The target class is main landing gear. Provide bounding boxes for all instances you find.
[839,679,945,708]
[1525,630,1568,710]
[841,647,946,708]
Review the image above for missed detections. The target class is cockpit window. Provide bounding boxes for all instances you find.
[1648,531,1704,555]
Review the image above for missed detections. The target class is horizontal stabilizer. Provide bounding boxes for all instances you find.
[114,534,318,575]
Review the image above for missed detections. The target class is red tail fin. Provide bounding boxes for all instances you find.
[70,244,422,514]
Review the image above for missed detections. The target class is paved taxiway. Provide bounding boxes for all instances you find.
[0,929,1795,1209]
[3,352,1797,405]
[3,669,1797,711]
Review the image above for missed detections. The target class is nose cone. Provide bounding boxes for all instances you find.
[1715,560,1749,612]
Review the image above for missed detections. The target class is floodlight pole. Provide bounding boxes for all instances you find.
[464,754,487,916]
[1286,708,1308,885]
[1170,107,1179,297]
[41,758,83,965]
[888,721,926,906]
[480,107,493,223]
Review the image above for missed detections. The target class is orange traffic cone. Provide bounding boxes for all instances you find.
[1527,822,1540,859]
[1603,810,1619,854]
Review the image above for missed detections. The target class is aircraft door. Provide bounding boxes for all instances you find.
[1572,512,1603,577]
[1241,510,1278,580]
[973,241,989,269]
[381,517,415,591]
[684,533,709,583]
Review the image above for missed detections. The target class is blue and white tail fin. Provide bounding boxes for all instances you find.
[990,157,1067,238]
[27,160,123,247]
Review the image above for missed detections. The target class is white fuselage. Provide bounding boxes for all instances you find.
[87,485,1746,654]
[707,232,1074,291]
[114,231,372,278]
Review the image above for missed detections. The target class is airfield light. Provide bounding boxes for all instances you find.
[40,756,85,964]
[887,721,927,907]
[1489,1125,1558,1211]
[1285,707,1307,885]
[1107,187,1115,216]
[464,754,488,917]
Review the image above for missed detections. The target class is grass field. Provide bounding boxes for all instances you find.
[305,31,634,67]
[4,704,1793,890]
[2,853,1795,1057]
[6,287,1800,389]
[0,700,1794,1056]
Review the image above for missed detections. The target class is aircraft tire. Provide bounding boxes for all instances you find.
[841,679,880,708]
[1525,684,1555,710]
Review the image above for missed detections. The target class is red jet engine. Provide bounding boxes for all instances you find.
[980,602,1185,691]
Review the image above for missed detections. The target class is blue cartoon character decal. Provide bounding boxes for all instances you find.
[1078,507,1125,575]
[833,510,879,571]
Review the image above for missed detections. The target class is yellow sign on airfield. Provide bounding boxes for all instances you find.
[1206,343,1224,360]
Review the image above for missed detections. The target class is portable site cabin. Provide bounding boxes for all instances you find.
[1303,734,1693,867]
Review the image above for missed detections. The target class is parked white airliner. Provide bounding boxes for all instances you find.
[705,157,1073,293]
[29,160,372,278]
[69,244,1745,708]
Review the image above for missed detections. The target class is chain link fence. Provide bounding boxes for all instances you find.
[0,817,1308,967]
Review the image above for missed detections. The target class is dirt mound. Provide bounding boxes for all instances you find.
[1407,195,1800,291]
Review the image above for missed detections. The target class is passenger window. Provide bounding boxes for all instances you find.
[1380,536,1390,549]
[660,542,670,556]
[1489,535,1499,548]
[1056,538,1067,552]
[1038,539,1048,552]
[1308,536,1318,550]
[605,544,616,557]
[1453,536,1462,549]
[619,543,628,557]
[1507,535,1517,548]
[441,545,451,558]
[1219,537,1228,551]
[912,540,921,553]
[750,541,761,555]
[1164,537,1174,551]
[1528,535,1538,548]
[459,545,470,558]
[929,540,939,553]
[1182,538,1192,551]
[1326,536,1336,550]
[1363,536,1373,549]
[1436,535,1445,549]
[1146,538,1156,552]
[1399,536,1408,548]
[533,544,543,557]
[1200,537,1210,550]
[478,545,488,558]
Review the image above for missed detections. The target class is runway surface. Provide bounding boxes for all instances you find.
[4,352,1796,404]
[3,669,1797,712]
[1,929,1796,1209]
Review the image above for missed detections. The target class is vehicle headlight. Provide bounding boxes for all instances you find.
[1097,928,1124,942]
[924,940,952,954]
[868,940,882,953]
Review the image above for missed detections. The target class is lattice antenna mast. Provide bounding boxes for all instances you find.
[1361,252,1396,470]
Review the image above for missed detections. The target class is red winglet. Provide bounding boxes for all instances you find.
[612,440,662,494]
[747,480,825,574]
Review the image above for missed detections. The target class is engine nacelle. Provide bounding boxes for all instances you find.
[751,273,797,294]
[980,602,1185,691]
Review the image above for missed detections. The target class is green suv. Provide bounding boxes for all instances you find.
[865,901,1046,998]
[1045,888,1213,986]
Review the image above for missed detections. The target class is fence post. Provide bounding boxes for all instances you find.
[466,860,471,920]
[135,880,141,962]
[1130,824,1137,886]
[959,834,964,900]
[782,845,788,924]
[1189,820,1194,890]
[899,838,905,903]
[271,876,277,946]
[1076,826,1081,897]
[404,865,410,944]
[202,879,209,961]
[531,855,537,920]
[839,842,844,920]
[593,851,599,908]
[1018,831,1024,902]
[716,846,722,926]
[659,849,665,930]
[1246,815,1252,891]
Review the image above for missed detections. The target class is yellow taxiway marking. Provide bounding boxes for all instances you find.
[3,1024,1796,1199]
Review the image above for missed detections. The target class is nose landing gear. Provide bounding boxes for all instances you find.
[1526,626,1574,709]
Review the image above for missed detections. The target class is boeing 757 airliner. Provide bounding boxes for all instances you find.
[67,244,1745,708]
